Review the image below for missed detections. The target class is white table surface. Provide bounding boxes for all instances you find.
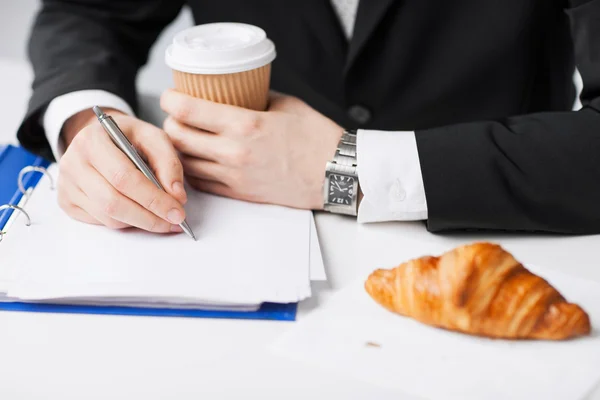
[1,58,599,400]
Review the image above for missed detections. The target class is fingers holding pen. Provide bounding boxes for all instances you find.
[82,160,182,233]
[127,118,188,205]
[87,130,187,226]
[58,113,187,233]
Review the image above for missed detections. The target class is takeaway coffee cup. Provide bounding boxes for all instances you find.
[165,22,276,111]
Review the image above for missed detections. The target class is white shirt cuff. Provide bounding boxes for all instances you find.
[357,129,428,223]
[42,90,134,161]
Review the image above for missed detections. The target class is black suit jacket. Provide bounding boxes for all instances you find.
[17,0,600,233]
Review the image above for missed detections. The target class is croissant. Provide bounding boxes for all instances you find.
[365,242,591,340]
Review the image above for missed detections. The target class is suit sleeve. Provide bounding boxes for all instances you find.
[16,0,185,161]
[415,0,600,234]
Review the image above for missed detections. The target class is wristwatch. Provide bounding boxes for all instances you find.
[323,129,359,216]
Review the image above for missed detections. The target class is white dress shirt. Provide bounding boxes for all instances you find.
[42,0,428,222]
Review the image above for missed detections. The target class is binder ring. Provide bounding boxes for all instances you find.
[0,204,32,227]
[18,166,54,195]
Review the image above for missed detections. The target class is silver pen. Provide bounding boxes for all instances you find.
[92,106,196,241]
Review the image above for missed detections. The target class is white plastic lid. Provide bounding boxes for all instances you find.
[165,23,276,74]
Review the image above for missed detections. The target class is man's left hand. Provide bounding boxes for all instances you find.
[160,89,343,209]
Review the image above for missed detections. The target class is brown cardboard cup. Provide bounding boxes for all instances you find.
[166,23,276,111]
[172,63,271,111]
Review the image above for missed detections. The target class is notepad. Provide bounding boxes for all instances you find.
[1,165,312,310]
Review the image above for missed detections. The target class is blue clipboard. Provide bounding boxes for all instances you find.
[0,144,297,321]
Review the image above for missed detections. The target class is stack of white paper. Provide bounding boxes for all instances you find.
[0,165,314,310]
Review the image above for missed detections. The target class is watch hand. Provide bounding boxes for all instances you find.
[334,181,343,190]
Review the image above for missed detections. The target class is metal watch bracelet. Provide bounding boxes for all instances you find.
[323,129,359,216]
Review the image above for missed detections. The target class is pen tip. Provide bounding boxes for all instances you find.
[180,222,197,241]
[92,106,104,119]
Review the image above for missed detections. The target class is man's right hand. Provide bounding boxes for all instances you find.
[57,108,188,233]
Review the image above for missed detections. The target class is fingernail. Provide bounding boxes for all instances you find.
[172,181,184,194]
[167,209,184,224]
[170,225,183,233]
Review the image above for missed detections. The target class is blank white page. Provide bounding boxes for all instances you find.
[0,186,33,293]
[309,214,326,281]
[3,165,311,305]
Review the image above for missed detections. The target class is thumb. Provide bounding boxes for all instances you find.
[126,117,188,205]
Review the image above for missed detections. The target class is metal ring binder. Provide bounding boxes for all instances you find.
[0,204,31,242]
[0,204,31,226]
[1,164,54,242]
[18,166,54,196]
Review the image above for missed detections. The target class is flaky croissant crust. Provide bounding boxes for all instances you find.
[365,242,591,340]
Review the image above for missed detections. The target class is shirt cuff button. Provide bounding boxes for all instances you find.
[389,179,406,202]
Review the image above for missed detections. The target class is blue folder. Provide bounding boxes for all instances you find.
[0,144,51,228]
[0,144,297,321]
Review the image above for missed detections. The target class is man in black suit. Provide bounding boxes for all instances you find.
[17,0,600,234]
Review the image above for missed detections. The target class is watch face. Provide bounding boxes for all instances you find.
[328,174,355,206]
